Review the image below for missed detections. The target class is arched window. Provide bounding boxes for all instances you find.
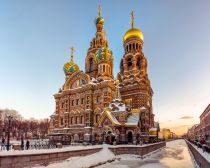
[127,58,132,71]
[103,65,105,72]
[129,44,131,51]
[136,43,138,51]
[126,45,128,52]
[133,43,135,50]
[80,116,84,124]
[136,57,141,70]
[89,58,94,72]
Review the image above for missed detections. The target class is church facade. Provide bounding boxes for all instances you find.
[49,6,155,144]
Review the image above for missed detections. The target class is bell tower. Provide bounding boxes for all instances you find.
[85,4,114,80]
[118,11,154,131]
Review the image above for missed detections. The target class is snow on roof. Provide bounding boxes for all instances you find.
[125,113,139,126]
[109,99,126,112]
[149,127,157,131]
[106,111,121,126]
[140,107,147,110]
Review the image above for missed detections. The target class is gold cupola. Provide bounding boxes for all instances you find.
[63,47,79,75]
[123,11,144,42]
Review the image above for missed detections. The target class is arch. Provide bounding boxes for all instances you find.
[89,58,95,72]
[73,134,79,142]
[64,71,90,90]
[127,131,133,143]
[85,53,98,73]
[133,43,135,50]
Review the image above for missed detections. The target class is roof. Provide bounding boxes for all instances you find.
[96,110,121,126]
[125,113,139,127]
[109,99,126,112]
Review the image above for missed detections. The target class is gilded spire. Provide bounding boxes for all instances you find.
[98,2,101,17]
[131,11,134,29]
[70,47,74,62]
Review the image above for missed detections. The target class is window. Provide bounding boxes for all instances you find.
[61,102,65,108]
[80,116,84,124]
[127,58,132,71]
[89,58,94,72]
[96,96,100,103]
[61,118,64,126]
[136,43,138,50]
[76,99,79,105]
[81,98,84,104]
[71,117,74,124]
[71,100,74,106]
[96,114,100,123]
[76,116,79,124]
[136,57,141,70]
[103,65,105,72]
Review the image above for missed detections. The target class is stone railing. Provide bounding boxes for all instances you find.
[0,147,102,168]
[109,141,166,156]
[0,142,166,168]
[186,140,210,168]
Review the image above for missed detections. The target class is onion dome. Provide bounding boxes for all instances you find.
[123,11,144,42]
[97,47,113,62]
[123,28,144,42]
[95,16,104,25]
[63,47,79,75]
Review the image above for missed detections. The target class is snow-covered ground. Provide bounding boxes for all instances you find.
[97,139,199,168]
[34,144,115,168]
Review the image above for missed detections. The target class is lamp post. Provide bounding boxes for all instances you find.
[6,115,13,151]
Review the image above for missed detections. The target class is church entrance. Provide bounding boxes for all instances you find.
[127,131,133,143]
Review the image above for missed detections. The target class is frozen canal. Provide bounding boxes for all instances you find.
[97,139,198,168]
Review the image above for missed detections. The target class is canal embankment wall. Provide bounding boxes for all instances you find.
[186,140,210,168]
[0,141,166,168]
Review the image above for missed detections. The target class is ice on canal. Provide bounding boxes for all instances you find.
[97,139,198,168]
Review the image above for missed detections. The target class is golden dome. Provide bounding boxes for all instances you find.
[123,28,144,42]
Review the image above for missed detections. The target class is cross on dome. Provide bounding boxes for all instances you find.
[131,11,135,29]
[70,47,74,62]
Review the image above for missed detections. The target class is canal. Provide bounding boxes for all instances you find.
[97,139,198,168]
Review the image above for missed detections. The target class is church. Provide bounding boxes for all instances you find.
[49,5,155,144]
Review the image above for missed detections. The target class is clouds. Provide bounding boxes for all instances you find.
[180,116,194,119]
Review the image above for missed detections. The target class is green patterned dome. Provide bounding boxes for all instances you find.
[63,47,80,75]
[63,61,79,75]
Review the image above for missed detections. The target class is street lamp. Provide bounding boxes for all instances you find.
[6,115,13,151]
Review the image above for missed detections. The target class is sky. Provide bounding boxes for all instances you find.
[1,0,210,135]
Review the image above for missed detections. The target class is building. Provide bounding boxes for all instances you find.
[200,104,210,141]
[49,6,155,144]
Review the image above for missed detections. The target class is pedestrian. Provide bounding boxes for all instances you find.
[200,137,206,145]
[21,138,24,150]
[26,139,30,150]
[2,137,5,144]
